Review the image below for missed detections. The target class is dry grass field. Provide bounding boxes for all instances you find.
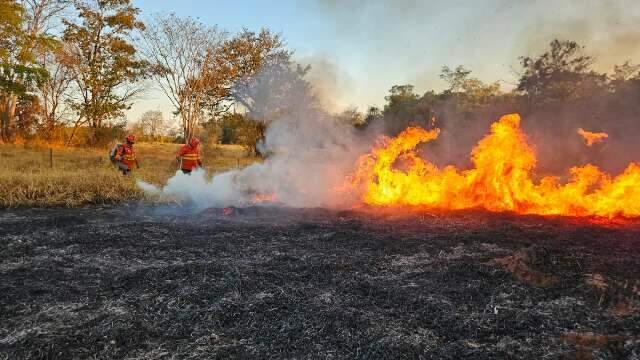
[0,143,260,208]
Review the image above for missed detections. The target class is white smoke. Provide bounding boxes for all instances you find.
[137,169,248,208]
[138,55,384,209]
[138,108,375,209]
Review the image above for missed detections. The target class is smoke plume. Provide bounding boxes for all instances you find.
[138,63,377,209]
[139,0,640,208]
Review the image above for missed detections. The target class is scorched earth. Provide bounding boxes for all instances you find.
[1,205,639,359]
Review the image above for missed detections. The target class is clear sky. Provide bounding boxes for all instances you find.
[129,0,640,123]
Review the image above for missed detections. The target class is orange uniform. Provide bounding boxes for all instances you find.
[177,144,201,171]
[114,143,138,170]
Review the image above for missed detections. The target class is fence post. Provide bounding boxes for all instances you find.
[236,157,240,168]
[49,148,53,168]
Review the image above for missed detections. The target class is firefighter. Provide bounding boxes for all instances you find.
[112,134,140,175]
[176,136,203,174]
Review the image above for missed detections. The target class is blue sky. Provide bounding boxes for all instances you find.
[129,0,640,123]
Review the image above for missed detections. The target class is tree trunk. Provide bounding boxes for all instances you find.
[183,112,194,144]
[91,126,98,147]
[65,116,85,146]
[0,95,18,143]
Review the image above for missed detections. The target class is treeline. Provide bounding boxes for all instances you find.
[0,0,314,149]
[2,0,639,159]
[353,39,640,134]
[348,39,640,173]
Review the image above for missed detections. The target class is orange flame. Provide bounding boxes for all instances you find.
[577,128,608,146]
[348,114,640,218]
[252,193,277,203]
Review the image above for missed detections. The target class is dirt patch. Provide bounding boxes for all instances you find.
[561,332,633,360]
[585,273,608,291]
[585,272,640,317]
[610,300,640,317]
[490,248,560,287]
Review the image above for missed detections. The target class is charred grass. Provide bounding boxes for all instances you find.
[0,207,639,359]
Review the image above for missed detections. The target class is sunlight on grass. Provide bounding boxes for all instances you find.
[0,143,260,207]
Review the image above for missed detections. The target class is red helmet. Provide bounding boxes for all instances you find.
[189,136,200,147]
[125,134,136,143]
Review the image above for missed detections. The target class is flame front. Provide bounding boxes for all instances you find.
[577,128,608,146]
[348,114,640,218]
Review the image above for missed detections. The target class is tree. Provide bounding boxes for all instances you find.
[140,13,226,142]
[23,0,69,36]
[37,44,75,138]
[218,112,264,155]
[359,106,381,128]
[610,61,640,94]
[383,85,419,117]
[440,65,472,93]
[380,85,430,134]
[23,0,74,140]
[63,0,148,145]
[143,23,306,140]
[0,0,48,142]
[138,110,165,140]
[440,65,501,111]
[211,28,292,117]
[236,61,317,123]
[336,106,364,127]
[234,116,265,156]
[612,61,640,82]
[517,39,605,109]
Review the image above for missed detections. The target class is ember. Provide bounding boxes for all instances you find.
[348,114,640,218]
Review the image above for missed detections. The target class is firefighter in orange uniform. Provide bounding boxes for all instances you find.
[113,134,140,175]
[176,136,203,174]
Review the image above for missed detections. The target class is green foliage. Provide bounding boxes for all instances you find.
[517,39,606,107]
[0,0,49,142]
[381,85,436,134]
[439,65,501,114]
[441,66,500,101]
[0,63,48,96]
[0,1,25,58]
[384,85,420,116]
[0,0,52,90]
[217,113,265,155]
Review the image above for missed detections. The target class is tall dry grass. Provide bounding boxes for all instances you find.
[0,143,260,207]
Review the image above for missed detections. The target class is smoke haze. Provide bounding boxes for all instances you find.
[305,0,640,105]
[138,70,379,208]
[139,0,640,209]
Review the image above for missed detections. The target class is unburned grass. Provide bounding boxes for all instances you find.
[0,143,260,207]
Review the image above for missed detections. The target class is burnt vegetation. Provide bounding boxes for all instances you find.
[1,207,639,359]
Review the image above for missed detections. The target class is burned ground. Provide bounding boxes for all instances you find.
[0,206,639,359]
